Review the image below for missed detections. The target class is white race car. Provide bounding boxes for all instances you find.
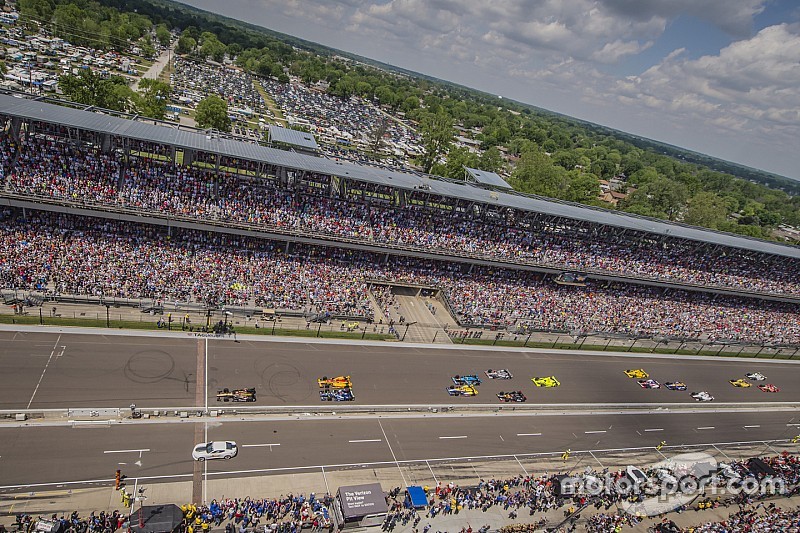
[485,369,513,380]
[192,441,238,461]
[638,379,661,389]
[745,372,767,381]
[691,391,714,402]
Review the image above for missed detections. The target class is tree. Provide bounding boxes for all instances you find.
[155,24,171,47]
[59,69,134,112]
[195,95,231,132]
[510,148,568,198]
[478,146,503,173]
[135,78,171,120]
[620,177,688,220]
[683,191,729,229]
[418,111,454,173]
[176,35,196,55]
[565,172,601,203]
[369,118,389,154]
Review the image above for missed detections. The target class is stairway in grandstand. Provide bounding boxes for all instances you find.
[381,289,456,344]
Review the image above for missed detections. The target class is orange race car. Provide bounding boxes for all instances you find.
[318,375,352,389]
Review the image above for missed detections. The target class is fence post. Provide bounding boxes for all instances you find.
[525,333,532,347]
[316,322,322,338]
[552,336,561,348]
[39,307,43,325]
[627,338,636,352]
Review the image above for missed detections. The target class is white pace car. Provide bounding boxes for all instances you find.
[691,391,714,402]
[192,441,238,461]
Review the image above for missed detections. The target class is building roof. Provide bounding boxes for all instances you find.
[465,166,513,189]
[2,93,799,259]
[268,124,319,151]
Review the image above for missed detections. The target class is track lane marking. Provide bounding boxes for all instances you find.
[697,426,715,430]
[743,425,761,428]
[27,334,61,409]
[348,439,382,443]
[517,433,542,436]
[644,429,664,432]
[242,443,281,447]
[103,449,150,454]
[439,435,468,439]
[585,430,607,434]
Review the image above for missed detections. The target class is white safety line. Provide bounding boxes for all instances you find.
[425,459,438,484]
[517,433,542,436]
[103,449,150,454]
[513,455,529,476]
[697,426,715,430]
[644,429,664,432]
[378,419,407,488]
[585,430,606,434]
[744,425,761,429]
[242,443,281,448]
[439,435,468,439]
[27,334,61,409]
[348,439,382,443]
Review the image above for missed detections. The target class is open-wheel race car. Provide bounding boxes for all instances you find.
[638,379,661,389]
[485,369,513,380]
[531,376,560,387]
[664,381,687,391]
[318,375,352,389]
[746,372,767,381]
[452,374,482,386]
[320,387,355,401]
[758,384,780,393]
[729,378,752,388]
[446,384,479,397]
[496,391,526,403]
[691,391,714,402]
[624,369,649,379]
[216,388,257,402]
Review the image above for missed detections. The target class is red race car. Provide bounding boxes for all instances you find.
[758,384,780,393]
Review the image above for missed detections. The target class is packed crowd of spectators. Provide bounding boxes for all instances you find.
[260,77,422,161]
[684,505,800,532]
[3,209,800,344]
[3,134,799,302]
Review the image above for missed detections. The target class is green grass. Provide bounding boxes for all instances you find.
[0,315,392,341]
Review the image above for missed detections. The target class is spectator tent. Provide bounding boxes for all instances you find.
[129,504,183,533]
[407,485,428,508]
[335,483,388,527]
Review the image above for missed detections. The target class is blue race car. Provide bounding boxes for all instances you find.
[452,374,482,386]
[320,387,355,401]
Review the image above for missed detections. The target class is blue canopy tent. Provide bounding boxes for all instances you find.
[407,486,427,508]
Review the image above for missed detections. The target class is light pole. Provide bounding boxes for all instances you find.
[401,321,417,342]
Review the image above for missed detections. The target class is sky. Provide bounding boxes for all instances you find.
[177,0,800,181]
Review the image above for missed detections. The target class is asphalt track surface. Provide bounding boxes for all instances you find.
[1,411,799,487]
[2,330,800,489]
[2,331,800,409]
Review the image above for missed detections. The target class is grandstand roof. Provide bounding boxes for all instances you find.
[2,93,798,260]
[268,124,319,151]
[464,167,512,189]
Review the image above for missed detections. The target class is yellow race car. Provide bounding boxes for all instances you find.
[447,384,479,396]
[318,375,352,389]
[624,369,649,379]
[729,378,752,388]
[531,376,561,387]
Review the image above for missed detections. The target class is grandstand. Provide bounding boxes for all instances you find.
[1,92,799,345]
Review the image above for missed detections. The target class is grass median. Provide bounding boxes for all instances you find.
[0,314,392,341]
